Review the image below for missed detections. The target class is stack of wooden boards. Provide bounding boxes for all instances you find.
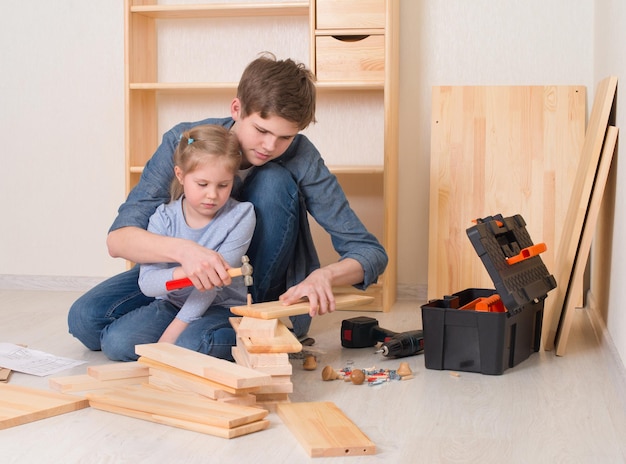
[428,78,619,355]
[229,294,376,406]
[48,343,273,439]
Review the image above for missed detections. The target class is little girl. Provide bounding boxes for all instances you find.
[102,124,255,361]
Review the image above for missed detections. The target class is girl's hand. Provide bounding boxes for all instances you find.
[177,241,232,291]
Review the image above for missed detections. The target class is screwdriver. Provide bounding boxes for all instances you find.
[375,330,425,358]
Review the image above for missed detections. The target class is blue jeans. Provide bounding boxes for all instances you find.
[68,164,311,361]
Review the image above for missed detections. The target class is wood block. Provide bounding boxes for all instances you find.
[135,343,271,389]
[87,361,149,380]
[231,318,302,354]
[0,367,11,382]
[234,339,291,366]
[235,316,278,338]
[0,383,89,430]
[254,381,293,395]
[49,373,147,393]
[89,400,269,439]
[255,392,290,403]
[277,402,376,457]
[230,294,375,319]
[232,345,293,376]
[86,384,268,429]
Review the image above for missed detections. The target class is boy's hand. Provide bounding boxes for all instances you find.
[178,241,232,291]
[279,268,336,317]
[279,258,365,317]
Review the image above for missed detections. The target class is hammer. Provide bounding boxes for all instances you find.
[165,255,253,291]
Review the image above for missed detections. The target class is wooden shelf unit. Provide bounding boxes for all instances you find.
[124,0,399,311]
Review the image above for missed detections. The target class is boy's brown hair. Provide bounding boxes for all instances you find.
[237,53,316,130]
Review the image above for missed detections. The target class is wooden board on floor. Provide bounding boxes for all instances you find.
[231,318,302,354]
[135,343,271,389]
[0,383,89,430]
[230,294,375,319]
[49,373,148,393]
[89,400,269,439]
[87,384,269,432]
[542,76,618,351]
[428,86,586,301]
[555,126,618,355]
[277,402,376,457]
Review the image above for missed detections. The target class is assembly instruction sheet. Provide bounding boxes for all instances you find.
[0,342,85,376]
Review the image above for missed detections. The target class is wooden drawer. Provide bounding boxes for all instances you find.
[316,0,385,29]
[315,34,384,81]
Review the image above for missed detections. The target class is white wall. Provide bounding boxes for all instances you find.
[0,1,126,279]
[0,0,623,368]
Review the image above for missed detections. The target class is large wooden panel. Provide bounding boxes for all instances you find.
[428,86,586,300]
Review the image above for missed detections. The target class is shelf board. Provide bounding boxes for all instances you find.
[129,82,237,91]
[131,2,309,19]
[129,82,383,91]
[129,165,383,175]
[328,165,383,174]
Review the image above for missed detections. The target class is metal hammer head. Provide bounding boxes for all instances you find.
[240,255,253,287]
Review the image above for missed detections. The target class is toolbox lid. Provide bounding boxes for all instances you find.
[466,214,557,313]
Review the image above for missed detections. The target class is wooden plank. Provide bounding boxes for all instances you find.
[86,384,268,429]
[87,361,149,380]
[89,400,270,439]
[49,373,147,393]
[542,76,618,350]
[230,294,374,319]
[231,318,302,354]
[428,86,586,301]
[0,383,89,430]
[135,343,271,389]
[277,402,376,457]
[555,126,618,355]
[0,367,11,382]
[236,316,278,338]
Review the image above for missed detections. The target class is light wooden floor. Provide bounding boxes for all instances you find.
[1,289,625,463]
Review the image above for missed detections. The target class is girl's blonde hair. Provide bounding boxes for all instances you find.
[171,124,241,201]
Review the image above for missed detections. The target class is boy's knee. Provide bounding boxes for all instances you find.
[67,295,100,351]
[100,331,138,362]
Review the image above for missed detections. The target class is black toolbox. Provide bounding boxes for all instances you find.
[420,214,557,375]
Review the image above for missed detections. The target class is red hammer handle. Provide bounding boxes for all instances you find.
[166,267,243,291]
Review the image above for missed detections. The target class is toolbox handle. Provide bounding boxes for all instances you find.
[505,243,547,265]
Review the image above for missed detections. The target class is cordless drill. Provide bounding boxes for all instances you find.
[340,316,424,358]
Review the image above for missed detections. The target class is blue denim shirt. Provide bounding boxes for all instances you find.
[110,117,388,290]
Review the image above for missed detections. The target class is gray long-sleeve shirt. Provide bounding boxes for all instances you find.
[138,197,255,323]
